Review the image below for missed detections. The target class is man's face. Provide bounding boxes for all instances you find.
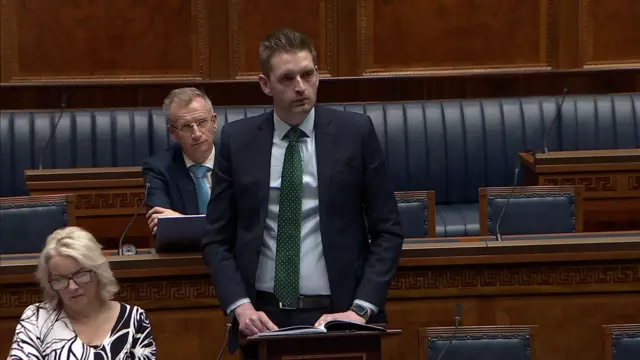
[259,50,319,120]
[168,97,217,163]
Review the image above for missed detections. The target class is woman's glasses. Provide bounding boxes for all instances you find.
[49,270,92,291]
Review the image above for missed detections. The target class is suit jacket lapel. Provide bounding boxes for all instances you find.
[314,107,334,222]
[170,146,199,215]
[255,112,275,230]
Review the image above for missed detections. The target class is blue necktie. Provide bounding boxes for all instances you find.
[189,164,211,214]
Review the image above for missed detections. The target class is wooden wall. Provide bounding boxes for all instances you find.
[2,0,640,110]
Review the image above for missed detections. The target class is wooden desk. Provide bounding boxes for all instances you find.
[519,149,640,232]
[3,232,640,360]
[24,167,149,249]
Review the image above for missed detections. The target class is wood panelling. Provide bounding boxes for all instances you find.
[1,0,640,109]
[580,0,640,68]
[358,0,553,75]
[229,0,337,79]
[1,0,208,83]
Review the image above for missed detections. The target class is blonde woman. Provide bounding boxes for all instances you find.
[7,226,156,360]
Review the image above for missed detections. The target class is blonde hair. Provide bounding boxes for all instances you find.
[35,226,119,308]
[162,87,214,125]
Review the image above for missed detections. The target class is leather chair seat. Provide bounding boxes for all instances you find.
[0,195,73,254]
[612,335,640,360]
[424,325,536,360]
[482,187,581,236]
[435,203,480,237]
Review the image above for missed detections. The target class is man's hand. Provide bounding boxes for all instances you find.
[146,207,182,235]
[234,303,278,336]
[314,310,366,327]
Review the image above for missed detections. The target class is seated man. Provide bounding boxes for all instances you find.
[142,87,218,234]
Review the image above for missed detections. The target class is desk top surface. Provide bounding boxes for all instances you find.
[2,231,640,277]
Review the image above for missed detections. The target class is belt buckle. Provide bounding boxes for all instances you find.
[278,300,297,310]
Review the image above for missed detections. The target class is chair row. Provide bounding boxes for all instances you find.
[3,94,638,237]
[421,324,639,360]
[397,184,583,239]
[0,183,582,254]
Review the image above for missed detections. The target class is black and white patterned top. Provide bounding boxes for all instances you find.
[8,302,156,360]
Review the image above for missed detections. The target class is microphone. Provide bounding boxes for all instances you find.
[38,92,68,170]
[436,304,462,360]
[118,182,150,256]
[541,84,569,154]
[494,159,521,242]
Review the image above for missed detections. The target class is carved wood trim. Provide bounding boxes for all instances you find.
[5,261,640,316]
[193,0,209,79]
[0,277,218,316]
[389,262,640,297]
[229,0,337,79]
[541,177,617,192]
[603,323,640,334]
[424,325,536,338]
[228,0,243,79]
[628,176,640,191]
[579,0,640,69]
[74,192,145,211]
[2,0,208,83]
[0,0,17,82]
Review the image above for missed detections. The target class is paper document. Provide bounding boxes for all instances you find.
[253,320,386,337]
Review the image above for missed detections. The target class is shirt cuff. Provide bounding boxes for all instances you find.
[226,298,251,315]
[353,299,378,315]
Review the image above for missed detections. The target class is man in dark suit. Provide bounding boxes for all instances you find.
[202,28,404,357]
[142,87,218,234]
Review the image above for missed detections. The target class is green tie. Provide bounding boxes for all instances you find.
[274,127,303,307]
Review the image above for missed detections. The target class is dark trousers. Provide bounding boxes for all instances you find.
[240,293,333,360]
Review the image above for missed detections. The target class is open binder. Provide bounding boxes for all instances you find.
[252,320,386,337]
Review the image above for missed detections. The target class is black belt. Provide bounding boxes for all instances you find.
[255,290,331,310]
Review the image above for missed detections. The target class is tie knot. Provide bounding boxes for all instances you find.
[286,127,304,143]
[189,164,209,179]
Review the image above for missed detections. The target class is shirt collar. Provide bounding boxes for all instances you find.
[183,146,215,170]
[273,107,315,140]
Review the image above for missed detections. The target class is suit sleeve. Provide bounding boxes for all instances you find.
[201,126,248,313]
[355,115,404,309]
[142,160,173,210]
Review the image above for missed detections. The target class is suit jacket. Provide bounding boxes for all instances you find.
[142,143,200,215]
[201,106,404,335]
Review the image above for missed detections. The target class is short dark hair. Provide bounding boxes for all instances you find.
[259,28,317,77]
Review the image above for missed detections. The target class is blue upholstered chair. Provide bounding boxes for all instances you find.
[479,185,583,236]
[395,191,436,238]
[603,324,640,360]
[0,194,76,254]
[421,325,538,360]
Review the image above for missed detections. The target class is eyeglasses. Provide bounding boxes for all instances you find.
[170,117,214,133]
[49,270,93,291]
